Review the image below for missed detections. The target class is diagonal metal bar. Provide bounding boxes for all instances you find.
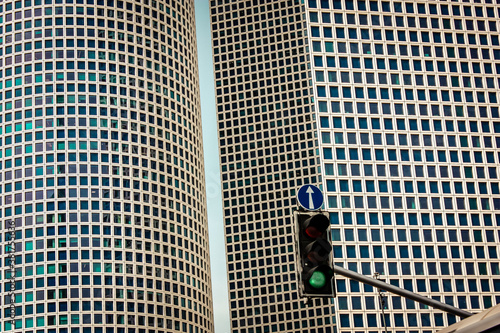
[333,265,473,318]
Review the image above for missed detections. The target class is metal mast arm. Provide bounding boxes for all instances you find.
[333,265,473,318]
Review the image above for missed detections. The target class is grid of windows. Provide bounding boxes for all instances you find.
[210,0,336,332]
[309,0,500,331]
[214,0,500,332]
[0,0,214,332]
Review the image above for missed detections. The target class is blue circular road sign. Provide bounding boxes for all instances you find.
[297,184,324,211]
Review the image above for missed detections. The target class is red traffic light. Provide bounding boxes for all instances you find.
[303,214,330,239]
[305,226,322,238]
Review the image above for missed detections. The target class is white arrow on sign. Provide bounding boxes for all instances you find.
[306,186,315,210]
[297,184,323,211]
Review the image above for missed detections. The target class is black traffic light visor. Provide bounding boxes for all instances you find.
[303,238,332,265]
[304,265,334,290]
[303,214,330,239]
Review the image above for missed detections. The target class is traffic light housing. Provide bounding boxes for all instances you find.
[295,210,335,297]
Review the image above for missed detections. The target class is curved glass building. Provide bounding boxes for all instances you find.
[0,1,214,333]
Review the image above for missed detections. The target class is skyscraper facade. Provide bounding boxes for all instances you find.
[211,1,334,332]
[1,1,214,332]
[211,0,500,332]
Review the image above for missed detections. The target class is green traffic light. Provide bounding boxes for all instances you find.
[308,271,326,289]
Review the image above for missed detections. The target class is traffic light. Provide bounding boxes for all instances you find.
[295,210,335,297]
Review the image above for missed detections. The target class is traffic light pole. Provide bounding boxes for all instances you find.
[333,265,473,319]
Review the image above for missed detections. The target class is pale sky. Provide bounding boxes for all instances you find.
[195,1,232,332]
